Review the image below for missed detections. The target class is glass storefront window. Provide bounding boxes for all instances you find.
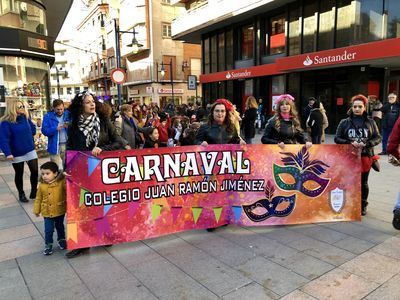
[203,37,210,74]
[226,30,233,69]
[386,0,400,38]
[270,14,285,55]
[318,0,335,51]
[302,0,317,53]
[336,0,356,47]
[288,6,301,56]
[218,33,225,71]
[241,24,254,60]
[0,0,47,35]
[355,0,383,43]
[211,35,217,73]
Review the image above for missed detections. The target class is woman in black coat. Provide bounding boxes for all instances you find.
[261,94,311,149]
[65,92,123,258]
[307,98,324,144]
[335,94,381,216]
[241,96,258,144]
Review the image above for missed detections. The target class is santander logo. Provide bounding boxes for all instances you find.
[303,56,313,66]
[225,72,232,79]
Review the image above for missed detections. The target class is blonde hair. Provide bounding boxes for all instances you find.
[120,104,132,114]
[0,98,29,123]
[245,96,258,109]
[274,100,302,131]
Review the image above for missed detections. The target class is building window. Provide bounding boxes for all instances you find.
[59,87,63,95]
[241,24,254,60]
[74,87,80,94]
[355,0,383,43]
[203,37,210,74]
[51,87,55,95]
[218,33,225,71]
[162,23,171,38]
[210,35,217,73]
[336,0,356,47]
[67,87,72,95]
[226,30,233,70]
[270,14,286,55]
[108,57,115,69]
[302,0,318,53]
[386,0,400,38]
[289,5,301,56]
[318,0,335,51]
[161,0,170,4]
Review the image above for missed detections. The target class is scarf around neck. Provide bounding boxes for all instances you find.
[78,113,100,148]
[280,112,291,121]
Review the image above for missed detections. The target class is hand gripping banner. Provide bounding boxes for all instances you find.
[66,144,361,249]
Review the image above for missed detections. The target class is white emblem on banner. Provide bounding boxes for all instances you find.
[330,187,345,213]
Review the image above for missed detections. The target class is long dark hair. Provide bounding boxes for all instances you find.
[207,101,235,133]
[69,92,107,126]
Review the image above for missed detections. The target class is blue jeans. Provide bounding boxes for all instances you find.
[394,192,400,210]
[44,215,65,245]
[382,127,393,153]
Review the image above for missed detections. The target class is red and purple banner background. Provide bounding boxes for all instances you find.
[66,144,361,249]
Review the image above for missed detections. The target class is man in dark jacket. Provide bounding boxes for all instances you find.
[380,93,400,154]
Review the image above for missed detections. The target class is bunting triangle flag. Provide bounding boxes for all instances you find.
[213,207,223,223]
[104,203,112,216]
[232,206,242,222]
[88,157,101,177]
[128,201,140,218]
[191,207,203,224]
[95,217,110,236]
[79,188,90,207]
[151,204,163,221]
[171,206,182,223]
[67,223,78,243]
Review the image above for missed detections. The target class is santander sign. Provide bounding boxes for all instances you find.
[303,50,357,66]
[225,69,251,79]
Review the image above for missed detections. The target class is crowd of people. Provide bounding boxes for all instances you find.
[0,91,399,257]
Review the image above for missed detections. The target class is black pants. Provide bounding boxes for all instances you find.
[11,158,38,194]
[311,135,322,144]
[361,171,370,203]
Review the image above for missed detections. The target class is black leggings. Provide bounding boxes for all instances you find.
[12,159,38,194]
[361,171,370,202]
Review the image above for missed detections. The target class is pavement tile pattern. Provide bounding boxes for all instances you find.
[1,136,399,299]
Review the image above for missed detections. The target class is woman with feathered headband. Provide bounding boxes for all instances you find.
[261,94,310,149]
[335,94,381,216]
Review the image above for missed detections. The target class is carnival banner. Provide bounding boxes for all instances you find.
[66,144,361,249]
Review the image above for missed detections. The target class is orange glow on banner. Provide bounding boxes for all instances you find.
[66,144,361,250]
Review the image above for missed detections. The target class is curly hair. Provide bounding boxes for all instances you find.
[273,99,302,132]
[68,92,106,125]
[207,101,235,133]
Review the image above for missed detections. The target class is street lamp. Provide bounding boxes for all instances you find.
[55,66,68,99]
[159,58,174,106]
[114,20,143,107]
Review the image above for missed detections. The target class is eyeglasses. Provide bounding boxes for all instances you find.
[17,105,25,109]
[214,109,226,113]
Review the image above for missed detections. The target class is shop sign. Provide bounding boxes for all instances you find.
[129,89,139,95]
[158,88,184,94]
[302,50,357,67]
[336,98,344,106]
[225,70,252,80]
[188,75,197,90]
[146,86,153,94]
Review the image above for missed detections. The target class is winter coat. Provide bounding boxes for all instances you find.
[41,110,71,155]
[334,114,381,157]
[381,102,400,129]
[195,123,241,145]
[0,115,36,157]
[67,117,123,151]
[307,108,324,138]
[34,175,66,218]
[241,108,257,139]
[261,116,307,144]
[388,117,400,159]
[114,115,141,149]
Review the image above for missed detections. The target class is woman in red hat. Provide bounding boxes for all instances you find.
[335,94,381,215]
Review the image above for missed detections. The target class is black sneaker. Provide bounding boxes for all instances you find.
[58,239,67,250]
[393,209,400,230]
[65,248,89,258]
[206,228,216,232]
[29,189,37,199]
[18,192,29,203]
[43,245,53,256]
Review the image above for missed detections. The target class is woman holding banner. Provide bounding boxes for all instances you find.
[334,94,381,216]
[65,92,123,258]
[261,94,311,149]
[196,99,245,231]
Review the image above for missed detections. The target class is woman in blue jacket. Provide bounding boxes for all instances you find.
[0,99,38,202]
